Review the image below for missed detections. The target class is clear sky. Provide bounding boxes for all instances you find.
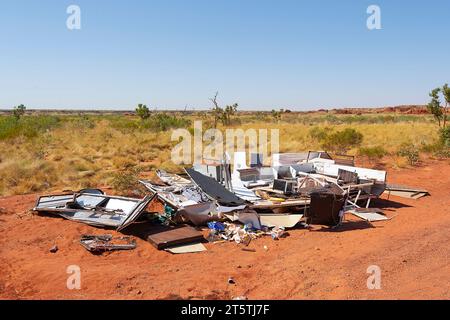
[1,0,449,110]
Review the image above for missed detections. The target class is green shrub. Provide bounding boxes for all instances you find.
[72,115,96,130]
[439,127,450,147]
[397,143,420,165]
[108,117,140,133]
[111,167,142,194]
[321,128,363,153]
[358,146,387,160]
[308,126,330,142]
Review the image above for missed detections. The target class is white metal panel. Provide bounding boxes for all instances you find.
[313,162,386,182]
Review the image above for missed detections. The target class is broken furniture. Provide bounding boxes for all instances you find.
[305,186,347,227]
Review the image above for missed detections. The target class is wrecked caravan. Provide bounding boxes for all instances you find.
[34,191,155,231]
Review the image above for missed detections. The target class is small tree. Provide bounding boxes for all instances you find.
[209,92,238,127]
[222,103,238,125]
[442,83,450,128]
[135,103,150,120]
[427,85,449,128]
[210,92,222,128]
[271,109,282,122]
[397,143,420,166]
[13,104,26,119]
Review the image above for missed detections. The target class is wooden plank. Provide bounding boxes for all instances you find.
[140,224,205,250]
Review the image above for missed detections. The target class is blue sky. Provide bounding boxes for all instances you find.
[0,0,449,110]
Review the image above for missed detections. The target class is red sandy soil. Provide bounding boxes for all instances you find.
[1,160,449,300]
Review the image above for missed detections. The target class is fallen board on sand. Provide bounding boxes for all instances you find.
[384,184,430,200]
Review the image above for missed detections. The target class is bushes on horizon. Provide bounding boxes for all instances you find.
[142,113,191,131]
[0,115,60,140]
[108,113,191,133]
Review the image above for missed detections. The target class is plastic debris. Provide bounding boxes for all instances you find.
[207,221,226,231]
[233,296,248,300]
[80,234,136,253]
[158,204,176,225]
[270,227,286,240]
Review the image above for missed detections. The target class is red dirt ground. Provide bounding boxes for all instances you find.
[1,160,449,300]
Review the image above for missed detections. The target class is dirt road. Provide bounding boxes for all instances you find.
[1,160,449,300]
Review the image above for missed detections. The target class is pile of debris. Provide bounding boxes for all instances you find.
[33,151,429,254]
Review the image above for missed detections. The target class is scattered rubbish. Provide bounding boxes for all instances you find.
[208,221,226,231]
[385,184,430,200]
[49,245,58,253]
[206,221,264,244]
[80,234,137,253]
[224,211,262,230]
[165,243,207,254]
[270,227,286,240]
[33,150,423,255]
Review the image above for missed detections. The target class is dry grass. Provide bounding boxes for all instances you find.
[0,112,444,196]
